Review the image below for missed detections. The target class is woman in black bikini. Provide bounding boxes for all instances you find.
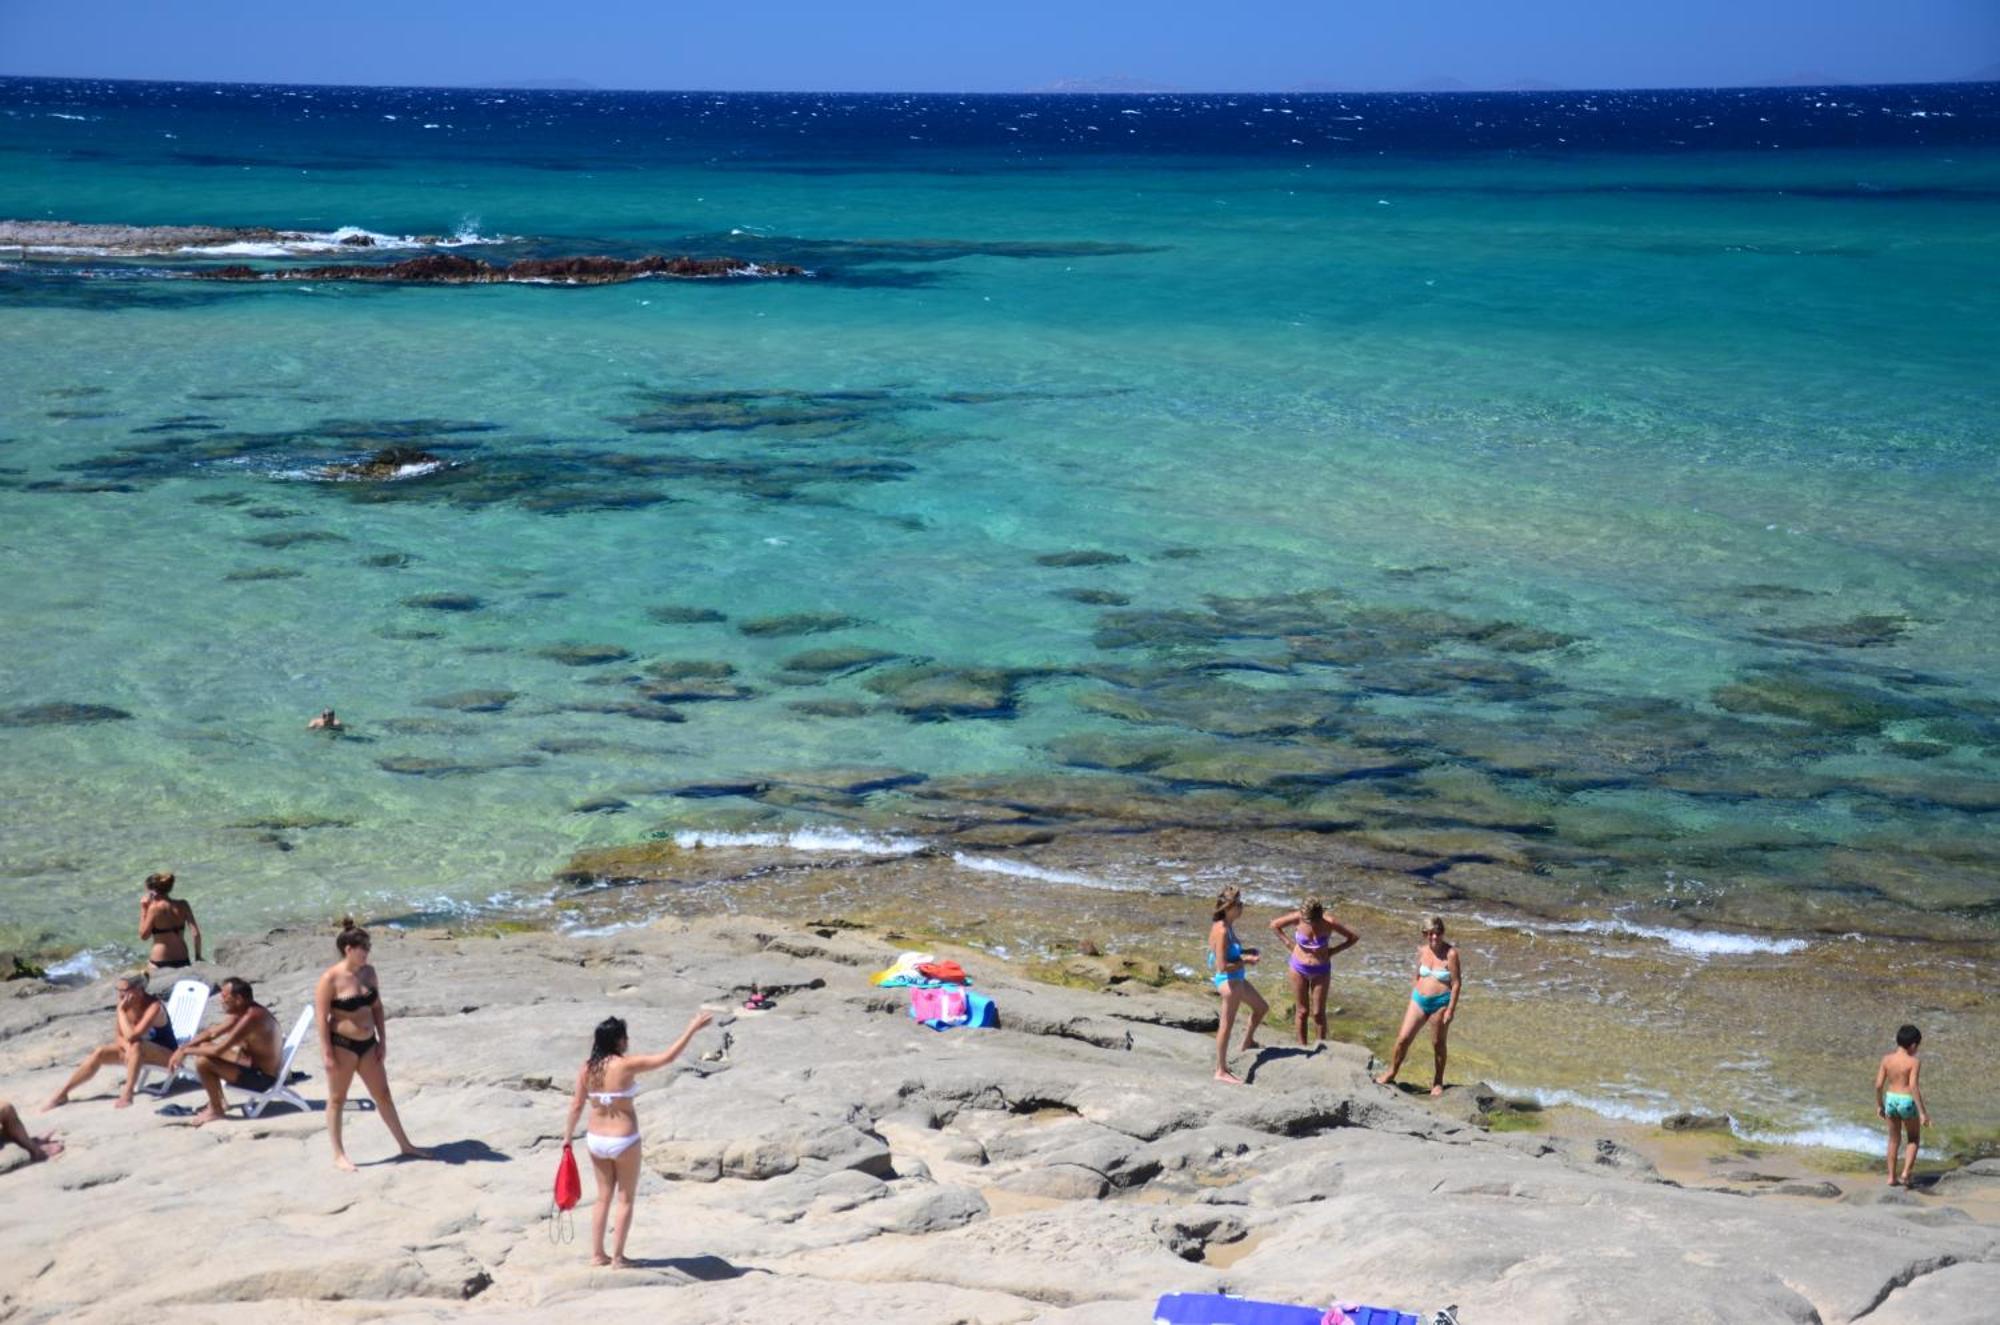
[140,871,201,971]
[40,973,180,1112]
[314,921,430,1171]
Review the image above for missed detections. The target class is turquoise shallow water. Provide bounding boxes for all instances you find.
[1,79,1997,1138]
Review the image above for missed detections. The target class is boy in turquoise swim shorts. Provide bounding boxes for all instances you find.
[1874,1023,1930,1187]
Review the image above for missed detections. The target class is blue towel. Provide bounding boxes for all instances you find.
[1152,1293,1324,1325]
[1152,1294,1420,1325]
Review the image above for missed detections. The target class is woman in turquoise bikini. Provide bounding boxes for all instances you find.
[1375,915,1462,1097]
[1209,887,1269,1084]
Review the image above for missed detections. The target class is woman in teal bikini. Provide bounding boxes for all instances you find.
[1375,915,1461,1097]
[1209,887,1269,1084]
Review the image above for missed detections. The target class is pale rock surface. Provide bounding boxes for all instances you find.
[1,917,1994,1323]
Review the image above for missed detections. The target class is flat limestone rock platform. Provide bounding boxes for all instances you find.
[1,918,1993,1323]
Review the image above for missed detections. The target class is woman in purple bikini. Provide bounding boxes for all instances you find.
[1270,897,1358,1047]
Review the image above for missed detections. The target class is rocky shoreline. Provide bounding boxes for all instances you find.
[2,916,1994,1323]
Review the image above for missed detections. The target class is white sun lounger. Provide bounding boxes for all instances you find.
[226,1004,315,1119]
[134,978,211,1097]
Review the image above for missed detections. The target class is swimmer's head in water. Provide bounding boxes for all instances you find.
[1300,896,1326,926]
[1896,1024,1922,1050]
[145,871,175,895]
[1212,886,1243,922]
[335,918,370,955]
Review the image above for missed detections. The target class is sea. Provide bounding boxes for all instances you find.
[1,76,1995,1154]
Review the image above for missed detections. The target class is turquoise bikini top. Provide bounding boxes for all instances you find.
[1419,963,1452,985]
[1207,924,1243,968]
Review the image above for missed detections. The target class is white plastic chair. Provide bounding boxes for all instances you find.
[134,979,211,1097]
[226,1004,315,1119]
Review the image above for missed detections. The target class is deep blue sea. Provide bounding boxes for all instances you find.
[2,76,1996,1145]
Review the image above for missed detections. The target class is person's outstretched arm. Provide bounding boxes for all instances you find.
[624,1011,714,1072]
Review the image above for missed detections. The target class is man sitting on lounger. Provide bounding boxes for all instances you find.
[167,977,281,1126]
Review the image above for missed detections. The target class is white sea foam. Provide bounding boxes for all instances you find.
[670,828,926,855]
[1474,912,1807,959]
[44,948,113,982]
[1490,1083,1925,1157]
[949,853,1108,888]
[182,225,513,257]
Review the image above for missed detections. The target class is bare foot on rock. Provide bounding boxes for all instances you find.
[399,1145,433,1160]
[590,1253,611,1267]
[333,1153,358,1172]
[37,1095,66,1114]
[1430,1084,1446,1097]
[1213,1069,1245,1085]
[114,1096,134,1110]
[190,1105,225,1127]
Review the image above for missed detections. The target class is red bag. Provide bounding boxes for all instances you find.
[916,960,967,984]
[554,1144,582,1211]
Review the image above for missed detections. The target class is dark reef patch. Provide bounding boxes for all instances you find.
[0,702,134,726]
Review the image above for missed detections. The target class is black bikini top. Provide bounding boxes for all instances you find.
[330,986,380,1012]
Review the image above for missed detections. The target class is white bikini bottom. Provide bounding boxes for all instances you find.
[585,1132,641,1160]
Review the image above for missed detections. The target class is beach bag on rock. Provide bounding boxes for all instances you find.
[909,985,970,1028]
[548,1144,581,1242]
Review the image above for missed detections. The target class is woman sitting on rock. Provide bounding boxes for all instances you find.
[2,1100,62,1164]
[140,871,200,971]
[1270,896,1359,1047]
[39,973,179,1112]
[1376,914,1463,1097]
[1208,886,1268,1084]
[314,921,430,1170]
[562,1010,712,1267]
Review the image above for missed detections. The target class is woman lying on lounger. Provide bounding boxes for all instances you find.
[40,973,178,1112]
[315,921,430,1170]
[562,1010,712,1267]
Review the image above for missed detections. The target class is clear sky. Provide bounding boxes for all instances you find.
[1,0,1994,92]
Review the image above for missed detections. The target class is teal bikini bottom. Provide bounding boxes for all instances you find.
[1213,970,1246,988]
[1411,990,1452,1016]
[1883,1092,1918,1120]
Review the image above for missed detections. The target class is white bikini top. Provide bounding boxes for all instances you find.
[588,1084,639,1104]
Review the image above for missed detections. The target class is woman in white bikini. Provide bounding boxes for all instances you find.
[562,1010,712,1267]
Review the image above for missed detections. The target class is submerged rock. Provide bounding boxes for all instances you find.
[222,566,304,582]
[864,665,1038,720]
[535,643,633,666]
[1036,550,1130,568]
[647,604,728,625]
[777,646,900,677]
[201,253,805,285]
[1712,669,1935,732]
[1758,615,1911,648]
[738,612,862,638]
[0,701,134,726]
[420,689,519,713]
[402,592,483,612]
[1057,588,1131,606]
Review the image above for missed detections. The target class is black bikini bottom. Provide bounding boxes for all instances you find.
[329,1030,380,1059]
[150,958,192,970]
